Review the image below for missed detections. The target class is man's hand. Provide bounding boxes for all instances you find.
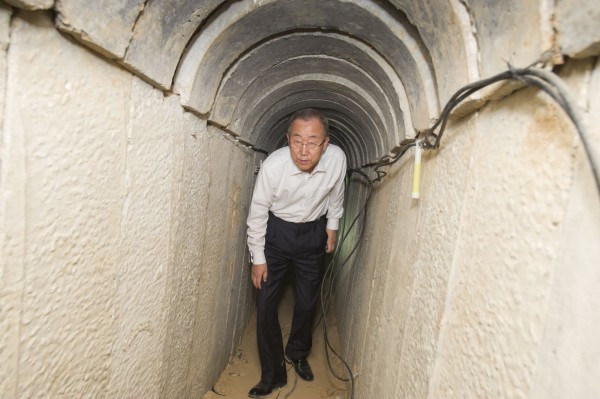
[326,229,337,253]
[251,263,268,289]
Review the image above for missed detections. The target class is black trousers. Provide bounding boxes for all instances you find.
[256,212,327,384]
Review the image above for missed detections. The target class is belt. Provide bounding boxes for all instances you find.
[268,211,326,226]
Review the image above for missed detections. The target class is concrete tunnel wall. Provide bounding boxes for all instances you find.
[0,0,599,398]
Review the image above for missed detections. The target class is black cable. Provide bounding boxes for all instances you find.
[315,171,373,399]
[421,66,599,193]
[371,141,417,183]
[358,66,599,195]
[312,175,354,332]
[315,64,599,399]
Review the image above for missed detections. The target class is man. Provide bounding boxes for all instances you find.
[246,108,346,398]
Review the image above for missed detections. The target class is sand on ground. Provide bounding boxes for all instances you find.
[202,281,349,399]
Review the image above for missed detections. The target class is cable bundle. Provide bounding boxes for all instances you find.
[317,64,599,399]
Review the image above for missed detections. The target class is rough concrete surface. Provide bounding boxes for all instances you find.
[106,76,180,398]
[2,11,130,397]
[2,1,600,399]
[4,0,52,10]
[463,0,549,76]
[397,117,478,399]
[335,68,600,398]
[158,109,211,399]
[430,90,573,399]
[387,0,480,104]
[0,2,10,138]
[529,57,600,399]
[1,10,256,399]
[556,0,600,57]
[185,129,255,397]
[122,0,223,90]
[55,0,146,59]
[0,5,18,396]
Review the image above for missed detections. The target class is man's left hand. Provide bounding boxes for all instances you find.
[326,229,337,253]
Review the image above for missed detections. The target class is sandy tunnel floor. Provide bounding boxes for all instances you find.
[203,282,349,399]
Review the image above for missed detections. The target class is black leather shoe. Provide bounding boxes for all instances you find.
[285,355,314,381]
[248,380,286,398]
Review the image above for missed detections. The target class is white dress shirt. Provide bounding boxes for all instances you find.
[247,144,347,264]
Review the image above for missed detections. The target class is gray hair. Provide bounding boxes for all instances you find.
[287,108,329,136]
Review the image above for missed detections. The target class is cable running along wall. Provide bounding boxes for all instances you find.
[321,63,600,398]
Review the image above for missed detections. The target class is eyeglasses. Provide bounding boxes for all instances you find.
[289,139,326,150]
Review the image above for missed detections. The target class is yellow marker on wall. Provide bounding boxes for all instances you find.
[412,142,421,199]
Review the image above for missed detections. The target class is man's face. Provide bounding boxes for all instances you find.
[287,117,329,173]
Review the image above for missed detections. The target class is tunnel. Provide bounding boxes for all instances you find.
[1,0,600,398]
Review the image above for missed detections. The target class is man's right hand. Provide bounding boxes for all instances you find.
[251,263,268,289]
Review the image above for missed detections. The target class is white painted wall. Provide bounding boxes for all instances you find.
[0,10,255,398]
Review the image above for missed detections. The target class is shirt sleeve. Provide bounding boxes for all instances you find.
[326,152,347,230]
[246,164,273,265]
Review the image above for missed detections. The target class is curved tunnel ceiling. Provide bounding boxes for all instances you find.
[48,0,524,168]
[172,0,449,168]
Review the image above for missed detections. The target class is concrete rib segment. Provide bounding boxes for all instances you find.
[173,0,436,130]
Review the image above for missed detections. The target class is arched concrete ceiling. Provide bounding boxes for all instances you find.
[46,0,478,167]
[39,0,589,166]
[123,0,225,87]
[170,0,445,166]
[174,0,438,129]
[211,32,410,146]
[386,0,480,97]
[251,95,378,167]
